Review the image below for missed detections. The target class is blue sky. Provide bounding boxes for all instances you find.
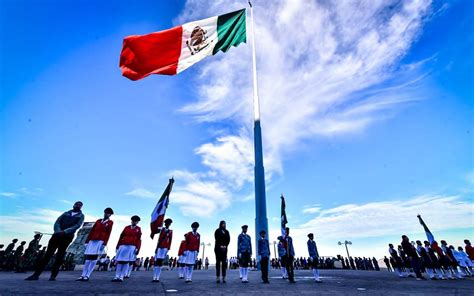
[1,0,473,260]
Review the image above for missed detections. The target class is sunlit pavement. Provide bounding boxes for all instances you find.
[1,268,473,295]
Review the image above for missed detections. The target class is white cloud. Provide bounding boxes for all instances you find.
[167,0,436,216]
[168,170,232,217]
[125,188,156,199]
[302,207,321,214]
[296,195,474,239]
[0,192,17,198]
[1,187,44,198]
[58,199,73,204]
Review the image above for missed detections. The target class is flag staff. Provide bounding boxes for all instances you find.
[249,1,269,268]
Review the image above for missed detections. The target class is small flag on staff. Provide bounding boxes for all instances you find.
[150,178,174,239]
[281,194,288,238]
[417,214,435,244]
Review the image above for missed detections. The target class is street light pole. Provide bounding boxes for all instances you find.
[338,240,352,259]
[201,242,211,262]
[273,241,278,259]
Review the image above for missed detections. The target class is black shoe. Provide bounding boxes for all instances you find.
[48,277,56,281]
[82,277,89,282]
[222,279,226,283]
[111,278,123,282]
[25,275,39,281]
[76,277,84,281]
[152,279,160,283]
[216,279,220,283]
[289,280,296,283]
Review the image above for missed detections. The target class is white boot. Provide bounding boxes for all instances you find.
[81,260,91,278]
[86,260,97,278]
[315,269,322,282]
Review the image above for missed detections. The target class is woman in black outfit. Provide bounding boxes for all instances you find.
[214,220,230,283]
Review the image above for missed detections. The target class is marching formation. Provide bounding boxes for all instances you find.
[387,215,474,281]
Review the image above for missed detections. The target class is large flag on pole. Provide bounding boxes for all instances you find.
[417,214,435,244]
[120,9,246,80]
[281,195,288,238]
[150,178,174,239]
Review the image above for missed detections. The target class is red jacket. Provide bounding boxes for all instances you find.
[157,228,173,249]
[466,245,474,260]
[178,240,186,256]
[185,231,200,251]
[117,225,142,251]
[86,219,114,245]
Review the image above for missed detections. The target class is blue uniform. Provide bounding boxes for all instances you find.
[278,242,287,258]
[307,240,319,258]
[286,236,295,257]
[258,238,270,258]
[237,233,252,268]
[237,233,252,255]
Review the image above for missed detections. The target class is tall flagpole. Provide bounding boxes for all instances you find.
[249,1,268,268]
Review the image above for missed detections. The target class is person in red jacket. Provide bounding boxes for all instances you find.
[112,215,141,282]
[465,240,474,261]
[177,236,187,279]
[77,207,114,281]
[152,218,173,282]
[183,222,200,283]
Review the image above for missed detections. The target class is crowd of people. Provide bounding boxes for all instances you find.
[1,236,76,273]
[1,202,472,286]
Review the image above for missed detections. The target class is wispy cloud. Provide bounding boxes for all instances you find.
[125,188,156,199]
[302,207,321,214]
[0,192,17,198]
[58,199,73,205]
[296,195,474,239]
[167,0,437,217]
[168,170,232,217]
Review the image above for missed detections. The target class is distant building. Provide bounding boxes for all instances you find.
[66,222,94,264]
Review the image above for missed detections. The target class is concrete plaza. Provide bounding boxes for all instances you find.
[0,268,472,295]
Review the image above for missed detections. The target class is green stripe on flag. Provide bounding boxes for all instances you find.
[212,9,246,55]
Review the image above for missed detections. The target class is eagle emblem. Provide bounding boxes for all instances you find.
[186,26,210,55]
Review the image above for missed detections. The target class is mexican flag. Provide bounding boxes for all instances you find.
[150,178,174,239]
[120,9,246,80]
[417,214,435,244]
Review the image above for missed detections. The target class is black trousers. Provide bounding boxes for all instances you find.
[285,256,294,282]
[260,256,269,281]
[239,251,251,268]
[409,256,423,278]
[34,234,73,278]
[310,256,319,269]
[215,248,227,277]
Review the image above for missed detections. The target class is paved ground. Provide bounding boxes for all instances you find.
[0,268,473,295]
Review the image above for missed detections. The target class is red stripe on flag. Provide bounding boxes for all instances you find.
[120,26,183,80]
[150,214,165,239]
